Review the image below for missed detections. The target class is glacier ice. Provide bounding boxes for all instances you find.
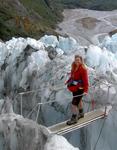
[0,34,117,150]
[101,34,117,53]
[44,134,79,150]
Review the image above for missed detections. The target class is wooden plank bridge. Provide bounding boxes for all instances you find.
[48,105,112,135]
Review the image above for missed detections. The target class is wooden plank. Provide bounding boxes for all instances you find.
[48,107,108,135]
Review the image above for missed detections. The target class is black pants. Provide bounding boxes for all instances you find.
[72,89,84,106]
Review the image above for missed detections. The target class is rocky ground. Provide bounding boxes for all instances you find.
[56,9,117,46]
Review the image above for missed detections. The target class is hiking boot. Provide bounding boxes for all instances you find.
[77,113,84,120]
[78,108,84,120]
[66,114,77,125]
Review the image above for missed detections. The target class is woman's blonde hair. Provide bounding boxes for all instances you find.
[71,55,86,72]
[75,55,84,63]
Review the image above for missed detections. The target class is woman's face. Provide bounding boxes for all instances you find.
[75,57,82,65]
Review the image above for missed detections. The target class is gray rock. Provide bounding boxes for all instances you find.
[45,46,57,60]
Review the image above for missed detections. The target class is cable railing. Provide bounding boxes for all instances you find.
[13,77,114,124]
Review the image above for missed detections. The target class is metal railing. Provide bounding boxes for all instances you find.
[14,77,114,123]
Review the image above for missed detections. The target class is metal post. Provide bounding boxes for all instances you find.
[104,106,107,116]
[36,104,40,122]
[107,86,110,100]
[20,94,23,116]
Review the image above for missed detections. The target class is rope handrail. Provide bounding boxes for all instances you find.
[18,83,65,95]
[93,117,106,150]
[26,99,59,121]
[16,90,111,124]
[22,92,100,121]
[14,76,114,122]
[17,78,112,96]
[19,87,51,95]
[37,100,57,105]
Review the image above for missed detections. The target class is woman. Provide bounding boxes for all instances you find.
[66,55,89,125]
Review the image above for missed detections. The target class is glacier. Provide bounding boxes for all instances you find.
[0,112,79,150]
[0,34,117,150]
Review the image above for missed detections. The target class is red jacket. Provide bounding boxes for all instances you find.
[67,64,89,93]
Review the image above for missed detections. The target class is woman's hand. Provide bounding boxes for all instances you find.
[83,92,88,96]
